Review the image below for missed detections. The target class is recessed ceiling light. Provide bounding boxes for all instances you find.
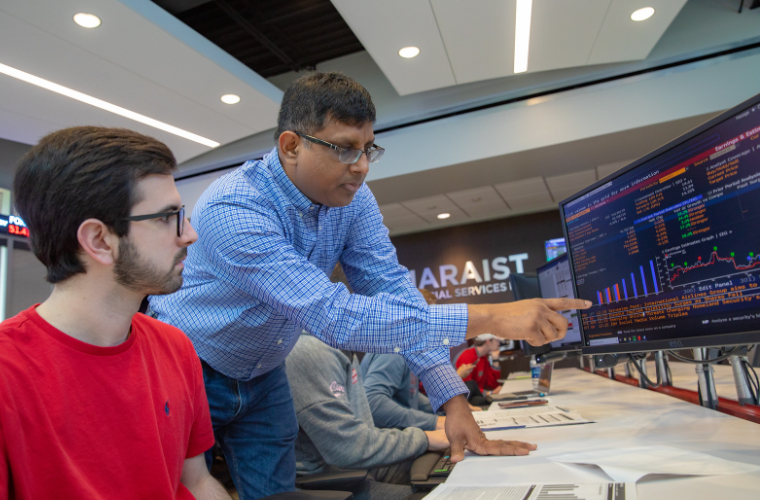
[631,7,655,21]
[221,94,241,104]
[73,13,101,28]
[398,47,420,58]
[437,213,451,220]
[0,61,219,148]
[514,0,533,74]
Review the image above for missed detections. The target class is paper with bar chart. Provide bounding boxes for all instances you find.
[423,482,636,500]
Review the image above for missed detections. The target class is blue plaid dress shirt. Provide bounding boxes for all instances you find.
[150,148,468,410]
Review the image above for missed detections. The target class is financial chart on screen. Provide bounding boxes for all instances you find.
[561,97,760,352]
[537,255,582,351]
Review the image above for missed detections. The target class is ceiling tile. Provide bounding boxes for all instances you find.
[446,186,511,216]
[378,203,428,232]
[494,177,548,198]
[330,0,456,95]
[430,0,516,84]
[588,0,689,65]
[401,194,469,223]
[597,159,634,179]
[494,177,554,209]
[545,169,597,202]
[528,0,611,73]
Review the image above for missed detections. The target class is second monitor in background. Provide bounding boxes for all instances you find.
[510,253,583,358]
[536,253,583,352]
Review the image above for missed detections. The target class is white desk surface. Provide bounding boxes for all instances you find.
[451,367,760,499]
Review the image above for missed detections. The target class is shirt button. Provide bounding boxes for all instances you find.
[257,363,262,369]
[277,339,283,345]
[394,347,401,353]
[443,338,449,345]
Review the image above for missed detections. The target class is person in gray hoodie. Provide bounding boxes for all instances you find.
[360,352,441,431]
[285,331,450,500]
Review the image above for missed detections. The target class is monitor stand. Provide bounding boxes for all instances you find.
[729,348,753,406]
[656,351,672,386]
[693,348,718,410]
[637,356,649,389]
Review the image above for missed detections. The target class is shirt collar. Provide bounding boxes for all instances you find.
[267,147,321,214]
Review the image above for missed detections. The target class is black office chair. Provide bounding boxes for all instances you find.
[295,470,368,491]
[260,492,353,500]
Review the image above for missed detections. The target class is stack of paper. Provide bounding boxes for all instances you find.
[424,482,636,500]
[472,405,593,431]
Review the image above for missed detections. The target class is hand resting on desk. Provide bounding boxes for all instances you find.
[443,394,537,464]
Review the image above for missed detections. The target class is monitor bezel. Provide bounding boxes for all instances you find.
[558,91,760,355]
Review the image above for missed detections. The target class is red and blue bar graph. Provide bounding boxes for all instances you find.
[597,260,660,305]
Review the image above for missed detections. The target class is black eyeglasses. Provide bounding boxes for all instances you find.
[123,206,185,237]
[295,132,385,164]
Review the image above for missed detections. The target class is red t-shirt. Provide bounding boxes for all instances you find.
[0,306,215,499]
[456,347,501,392]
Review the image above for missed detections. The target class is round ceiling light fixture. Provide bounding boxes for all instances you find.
[630,7,655,21]
[437,213,451,220]
[221,94,241,104]
[398,46,421,58]
[73,13,101,28]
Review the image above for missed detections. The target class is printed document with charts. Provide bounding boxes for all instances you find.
[423,482,637,500]
[472,405,594,431]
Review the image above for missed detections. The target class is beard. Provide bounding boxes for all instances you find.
[114,237,186,296]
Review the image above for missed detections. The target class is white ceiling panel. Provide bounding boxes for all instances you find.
[494,177,554,210]
[588,0,689,65]
[545,169,597,202]
[334,0,687,95]
[0,0,282,161]
[446,186,511,216]
[378,203,427,232]
[330,0,455,95]
[401,194,468,224]
[430,0,516,84]
[597,159,634,179]
[528,0,610,73]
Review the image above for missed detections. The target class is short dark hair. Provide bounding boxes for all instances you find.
[13,126,177,284]
[275,71,376,142]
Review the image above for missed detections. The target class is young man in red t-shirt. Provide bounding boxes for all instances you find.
[456,334,504,397]
[0,127,231,499]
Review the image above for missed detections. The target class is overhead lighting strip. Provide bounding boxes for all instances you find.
[0,62,220,148]
[514,0,533,74]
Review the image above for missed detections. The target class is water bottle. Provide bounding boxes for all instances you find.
[530,356,541,390]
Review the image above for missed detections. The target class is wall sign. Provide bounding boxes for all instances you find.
[0,215,29,238]
[391,210,563,304]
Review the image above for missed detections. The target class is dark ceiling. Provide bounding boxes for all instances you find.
[152,0,365,78]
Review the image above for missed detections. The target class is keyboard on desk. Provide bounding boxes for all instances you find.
[430,452,454,477]
[409,448,455,489]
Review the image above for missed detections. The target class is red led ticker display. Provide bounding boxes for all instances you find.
[1,215,29,238]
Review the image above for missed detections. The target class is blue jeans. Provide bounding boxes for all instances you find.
[201,360,299,500]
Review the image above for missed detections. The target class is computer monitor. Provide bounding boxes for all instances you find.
[536,254,582,352]
[545,238,567,261]
[560,91,760,355]
[509,273,549,357]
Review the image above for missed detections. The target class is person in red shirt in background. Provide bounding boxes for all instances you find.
[0,127,231,500]
[456,334,504,397]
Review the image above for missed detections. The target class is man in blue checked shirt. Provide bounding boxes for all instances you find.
[150,72,590,499]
